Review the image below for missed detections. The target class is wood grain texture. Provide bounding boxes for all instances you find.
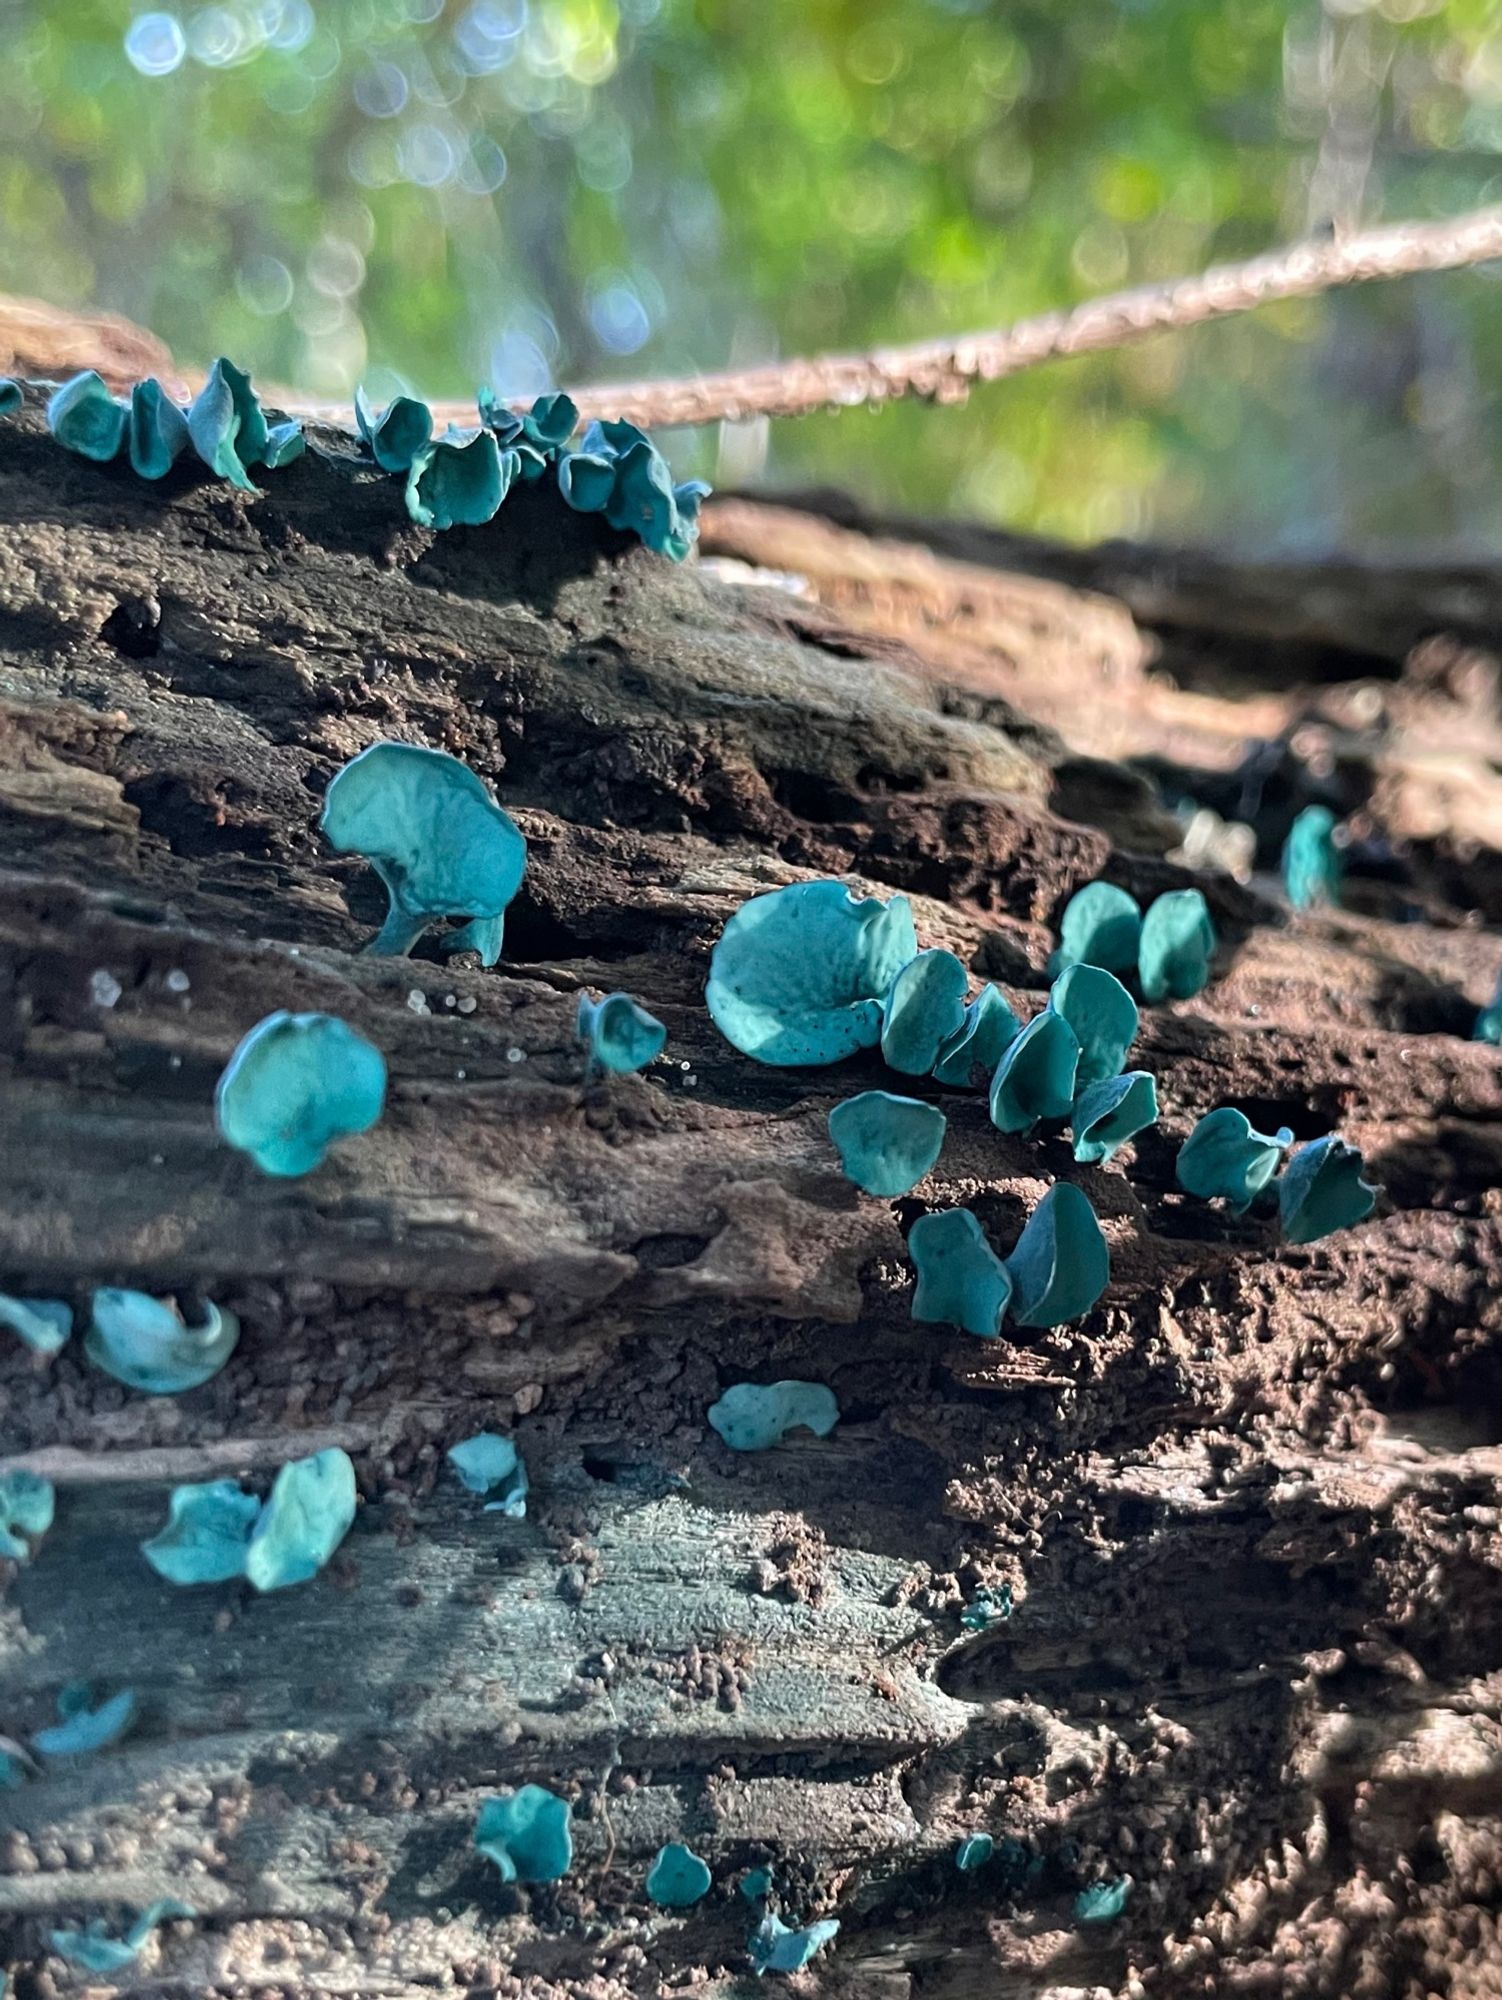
[0,403,1500,2000]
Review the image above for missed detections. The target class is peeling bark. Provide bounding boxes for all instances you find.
[1,403,1501,2000]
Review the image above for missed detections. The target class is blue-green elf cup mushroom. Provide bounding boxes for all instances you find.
[908,1207,1013,1338]
[405,424,517,528]
[1176,1107,1293,1213]
[140,1446,358,1591]
[706,878,917,1066]
[215,1010,387,1177]
[84,1288,239,1393]
[475,1784,574,1882]
[46,371,128,461]
[828,1090,947,1196]
[320,741,527,962]
[1005,1183,1110,1327]
[576,991,667,1074]
[1278,1134,1378,1244]
[355,386,433,473]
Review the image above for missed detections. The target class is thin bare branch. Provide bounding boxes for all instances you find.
[401,201,1502,431]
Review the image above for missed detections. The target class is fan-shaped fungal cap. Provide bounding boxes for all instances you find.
[244,1447,358,1592]
[405,424,517,528]
[186,357,269,489]
[880,949,968,1075]
[355,386,433,473]
[646,1842,712,1907]
[988,1010,1080,1134]
[46,371,127,461]
[908,1208,1012,1338]
[261,419,305,466]
[447,1432,528,1518]
[0,1469,54,1561]
[33,1685,137,1758]
[1005,1183,1109,1328]
[215,1010,387,1177]
[707,880,917,1066]
[1075,1877,1132,1923]
[49,1900,194,1974]
[749,1913,840,1976]
[955,1833,994,1872]
[1071,1071,1158,1165]
[931,984,1020,1086]
[321,741,527,960]
[143,1452,356,1593]
[551,416,708,557]
[475,1784,573,1882]
[1282,805,1342,910]
[140,1479,261,1585]
[1138,889,1217,1003]
[1048,963,1138,1087]
[85,1289,239,1394]
[521,390,580,450]
[577,991,667,1074]
[0,377,20,416]
[0,1294,72,1356]
[828,1090,946,1196]
[1176,1107,1293,1213]
[127,379,190,479]
[480,388,579,464]
[1278,1135,1378,1244]
[602,431,706,559]
[707,1380,839,1452]
[1055,882,1142,975]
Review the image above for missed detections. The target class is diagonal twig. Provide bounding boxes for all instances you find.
[403,201,1502,431]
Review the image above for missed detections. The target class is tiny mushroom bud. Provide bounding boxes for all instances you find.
[577,991,667,1074]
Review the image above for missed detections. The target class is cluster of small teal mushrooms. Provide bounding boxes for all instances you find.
[0,363,708,560]
[703,873,1378,1372]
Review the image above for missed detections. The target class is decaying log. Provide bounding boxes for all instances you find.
[1,398,1501,2000]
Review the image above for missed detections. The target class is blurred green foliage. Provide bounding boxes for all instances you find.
[3,0,1502,546]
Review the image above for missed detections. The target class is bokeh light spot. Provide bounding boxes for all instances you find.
[458,133,509,193]
[124,11,187,76]
[588,277,650,355]
[188,6,249,67]
[354,61,409,117]
[398,121,456,186]
[236,251,294,316]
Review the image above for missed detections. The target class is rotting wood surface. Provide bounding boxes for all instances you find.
[1,401,1501,1999]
